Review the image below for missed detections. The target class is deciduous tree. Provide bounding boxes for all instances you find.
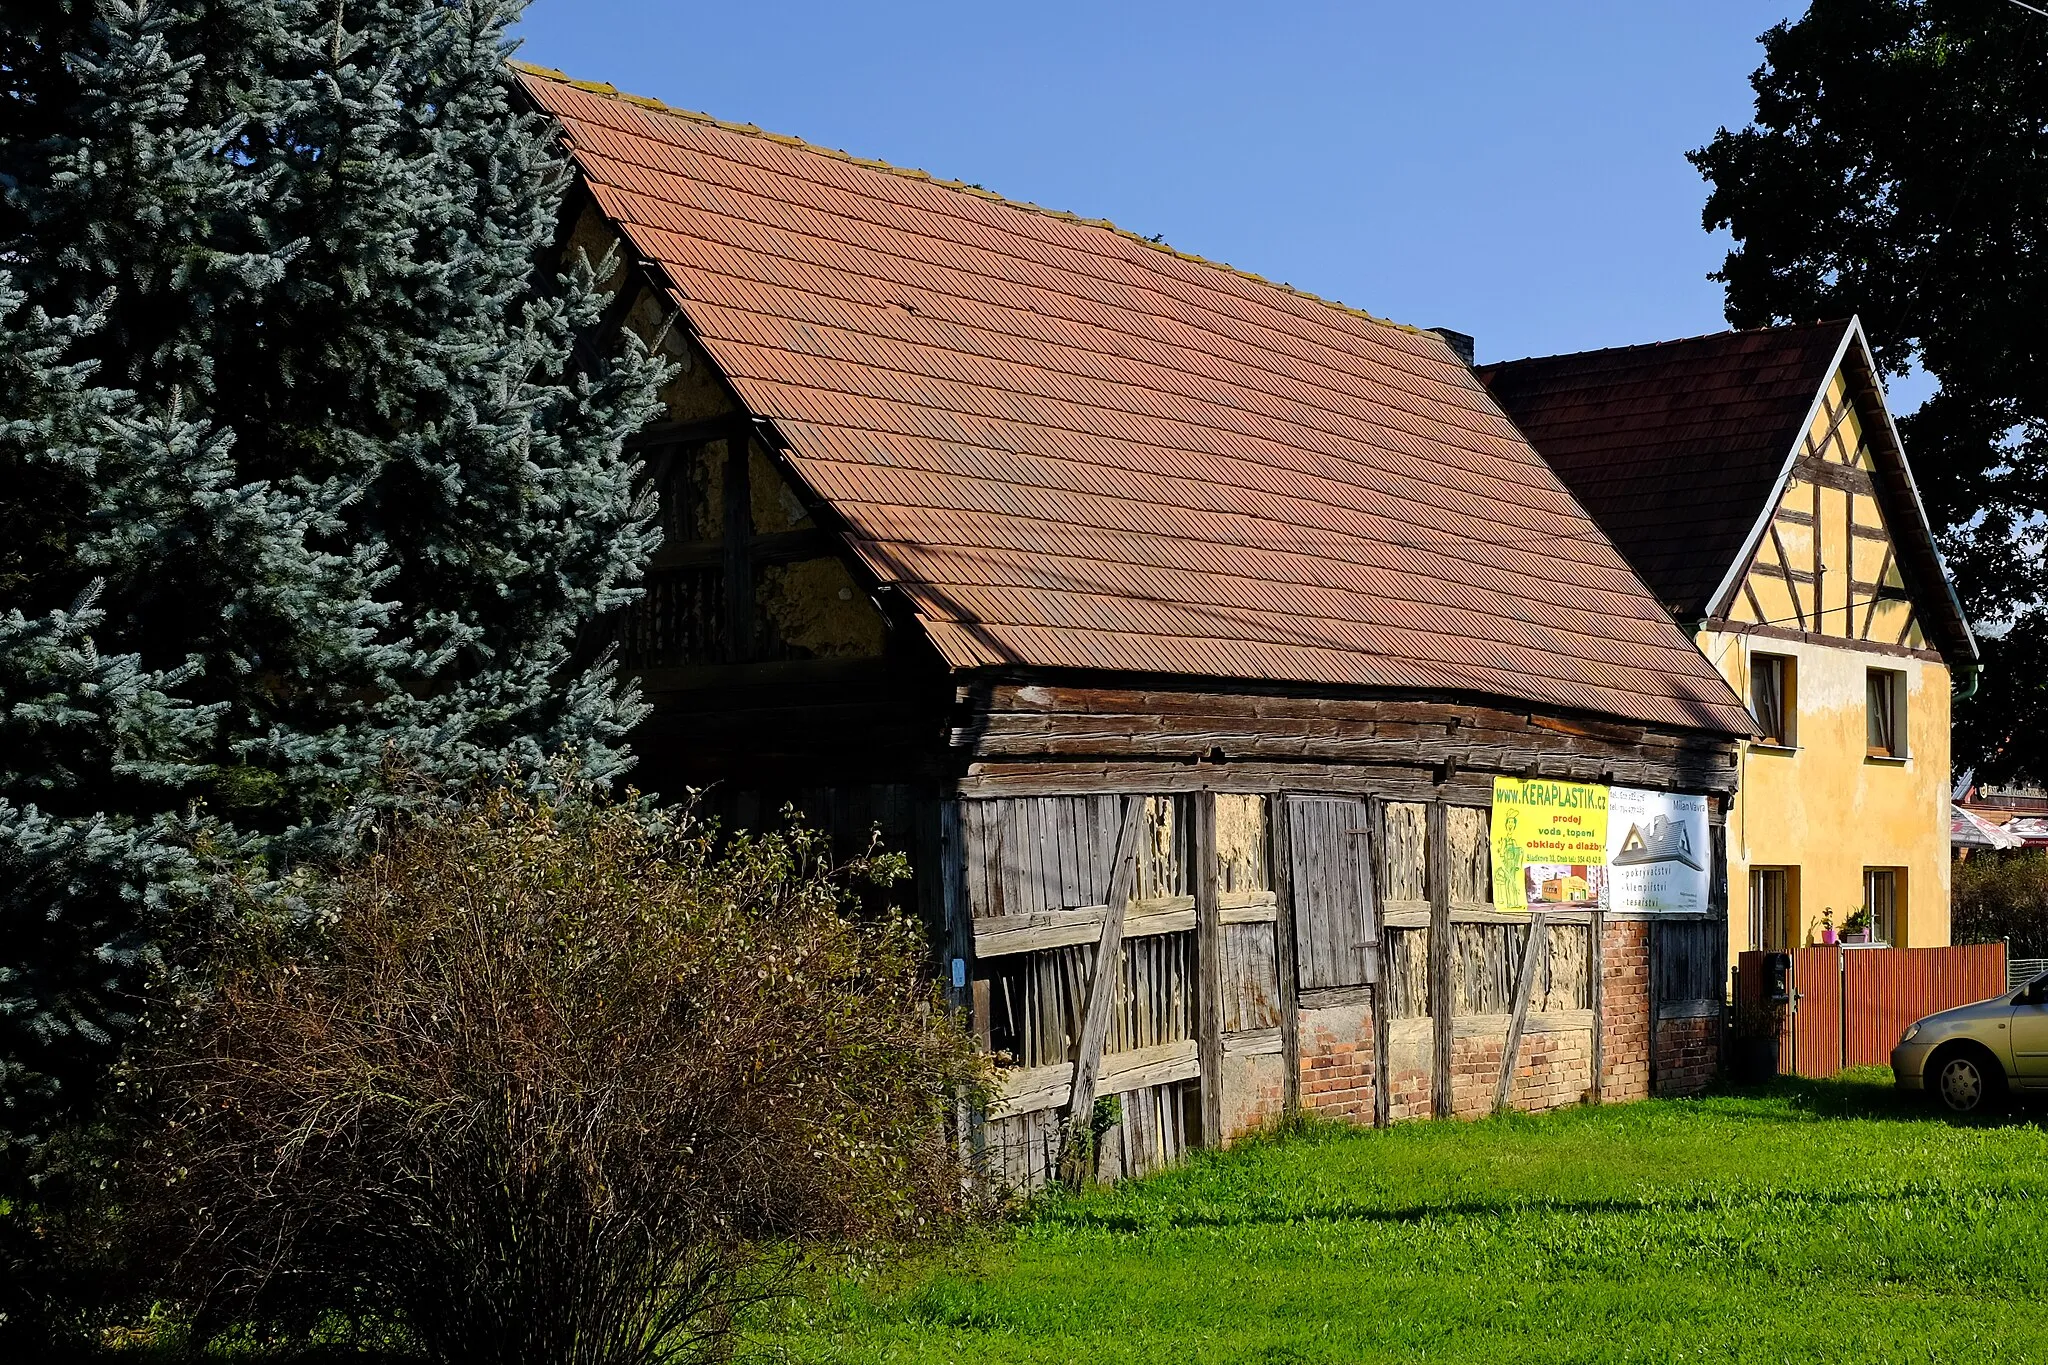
[1691,0,2048,778]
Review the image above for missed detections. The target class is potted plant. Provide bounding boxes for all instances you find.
[1840,906,1871,946]
[1729,995,1785,1083]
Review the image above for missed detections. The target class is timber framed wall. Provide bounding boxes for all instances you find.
[944,683,1737,1191]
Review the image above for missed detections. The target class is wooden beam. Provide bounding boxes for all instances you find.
[721,423,753,663]
[1767,521,1807,630]
[1370,798,1393,1130]
[1811,478,1825,637]
[1493,911,1550,1114]
[1793,453,1875,494]
[625,412,753,450]
[1428,800,1454,1119]
[1194,791,1226,1147]
[1062,796,1146,1174]
[1862,544,1894,640]
[1272,795,1302,1118]
[1588,907,1604,1105]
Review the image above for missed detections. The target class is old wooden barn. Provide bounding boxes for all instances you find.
[517,66,1759,1185]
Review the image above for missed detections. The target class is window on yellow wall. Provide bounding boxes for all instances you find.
[1751,653,1795,747]
[1866,668,1905,758]
[1749,868,1793,951]
[1862,868,1901,946]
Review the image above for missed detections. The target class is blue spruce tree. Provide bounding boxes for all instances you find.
[0,0,665,1156]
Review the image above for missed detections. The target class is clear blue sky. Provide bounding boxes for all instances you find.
[511,1,1803,369]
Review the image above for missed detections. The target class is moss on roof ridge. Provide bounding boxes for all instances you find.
[513,62,1431,343]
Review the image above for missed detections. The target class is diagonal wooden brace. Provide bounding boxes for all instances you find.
[1494,910,1550,1115]
[1061,795,1147,1183]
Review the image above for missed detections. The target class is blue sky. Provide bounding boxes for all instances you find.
[512,1,1805,371]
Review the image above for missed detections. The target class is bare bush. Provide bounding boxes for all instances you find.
[137,789,988,1365]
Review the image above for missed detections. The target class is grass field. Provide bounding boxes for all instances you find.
[744,1071,2048,1364]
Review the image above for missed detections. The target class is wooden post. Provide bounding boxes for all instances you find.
[1588,907,1605,1105]
[1493,911,1549,1115]
[1272,794,1302,1117]
[1428,800,1454,1119]
[721,420,753,662]
[1369,797,1392,1130]
[1063,796,1146,1177]
[1195,791,1226,1147]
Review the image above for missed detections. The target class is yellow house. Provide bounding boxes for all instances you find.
[1483,321,1978,956]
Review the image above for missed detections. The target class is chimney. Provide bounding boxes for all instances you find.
[1429,328,1476,367]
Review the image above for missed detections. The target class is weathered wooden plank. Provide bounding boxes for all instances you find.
[1298,983,1376,1010]
[1218,900,1279,924]
[973,896,1199,957]
[1370,796,1392,1130]
[1272,794,1302,1117]
[1223,1026,1285,1057]
[1221,922,1282,1032]
[1429,800,1454,1120]
[1494,911,1550,1114]
[1195,791,1226,1146]
[1286,795,1378,991]
[955,758,1735,802]
[1064,797,1147,1145]
[995,1038,1204,1118]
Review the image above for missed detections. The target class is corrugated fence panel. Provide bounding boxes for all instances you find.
[1790,946,1841,1078]
[1842,944,2008,1068]
[1743,944,2012,1078]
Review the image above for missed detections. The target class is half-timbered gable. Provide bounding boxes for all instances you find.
[1486,322,1977,963]
[520,64,1755,1186]
[1726,364,1926,652]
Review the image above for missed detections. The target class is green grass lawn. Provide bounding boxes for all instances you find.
[745,1071,2048,1364]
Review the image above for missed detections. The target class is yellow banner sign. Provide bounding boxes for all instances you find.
[1491,776,1610,912]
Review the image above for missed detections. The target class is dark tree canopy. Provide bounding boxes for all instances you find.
[1691,0,2048,780]
[0,0,664,1155]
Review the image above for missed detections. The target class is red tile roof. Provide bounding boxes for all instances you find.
[1479,325,1851,621]
[518,66,1755,736]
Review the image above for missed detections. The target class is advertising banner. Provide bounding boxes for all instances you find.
[1490,776,1609,912]
[1605,787,1711,914]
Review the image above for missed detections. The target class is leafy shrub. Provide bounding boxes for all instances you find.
[136,788,989,1365]
[1952,850,2048,958]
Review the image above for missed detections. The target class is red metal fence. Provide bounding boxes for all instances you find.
[1738,944,2008,1077]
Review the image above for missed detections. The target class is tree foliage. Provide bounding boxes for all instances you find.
[1690,0,2048,779]
[0,0,664,1150]
[1953,848,2048,957]
[136,788,987,1365]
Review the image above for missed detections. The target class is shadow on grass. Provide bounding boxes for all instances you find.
[1717,1067,2046,1129]
[1042,1179,1968,1235]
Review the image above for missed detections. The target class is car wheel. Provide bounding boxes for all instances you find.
[1933,1049,1999,1115]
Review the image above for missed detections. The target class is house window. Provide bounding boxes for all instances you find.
[1749,868,1794,952]
[1750,653,1795,747]
[1862,868,1901,946]
[1866,668,1905,758]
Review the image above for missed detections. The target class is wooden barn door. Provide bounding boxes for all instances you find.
[1285,796,1379,991]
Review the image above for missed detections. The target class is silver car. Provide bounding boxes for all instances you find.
[1892,971,2048,1113]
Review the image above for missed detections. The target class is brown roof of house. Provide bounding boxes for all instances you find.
[518,66,1755,735]
[1478,324,1852,621]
